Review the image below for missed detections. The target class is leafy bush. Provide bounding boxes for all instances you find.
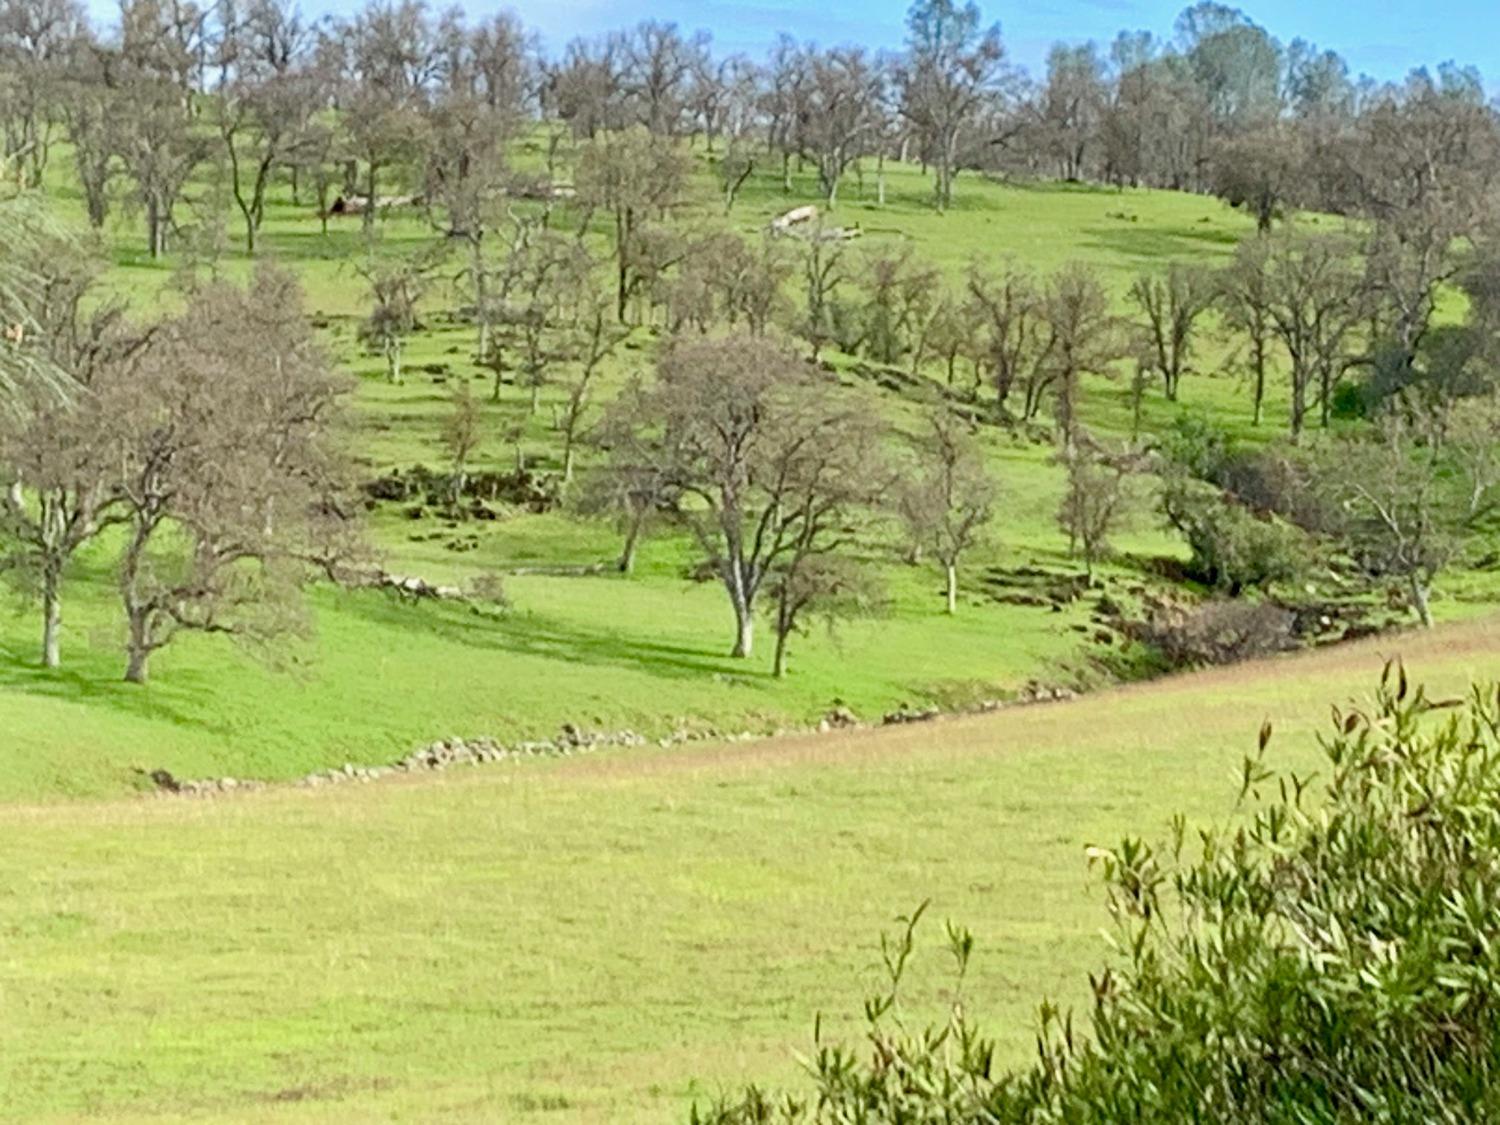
[1159,473,1310,592]
[1160,412,1233,481]
[694,669,1500,1123]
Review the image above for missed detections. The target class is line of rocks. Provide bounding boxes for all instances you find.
[144,683,1081,799]
[878,682,1077,726]
[147,724,651,797]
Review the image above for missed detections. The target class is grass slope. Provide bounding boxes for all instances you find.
[0,617,1494,1122]
[1,157,1268,800]
[1,144,1493,804]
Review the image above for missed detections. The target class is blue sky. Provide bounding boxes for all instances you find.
[81,0,1496,84]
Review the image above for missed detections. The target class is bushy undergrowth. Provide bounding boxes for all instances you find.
[1130,597,1297,669]
[696,666,1500,1122]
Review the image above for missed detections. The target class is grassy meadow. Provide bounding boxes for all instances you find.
[2,619,1496,1122]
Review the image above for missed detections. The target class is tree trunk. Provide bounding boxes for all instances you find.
[944,563,957,615]
[615,210,630,322]
[1251,350,1265,427]
[146,196,164,258]
[730,592,754,658]
[618,512,644,574]
[472,241,489,359]
[41,571,61,669]
[1290,371,1307,440]
[773,625,789,678]
[386,337,402,384]
[124,612,151,684]
[1411,576,1433,628]
[363,162,377,233]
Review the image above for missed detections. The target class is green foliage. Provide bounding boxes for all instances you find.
[696,667,1500,1122]
[1161,410,1234,481]
[1159,471,1309,592]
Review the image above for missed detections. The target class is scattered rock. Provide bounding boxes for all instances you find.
[818,705,859,732]
[882,703,941,725]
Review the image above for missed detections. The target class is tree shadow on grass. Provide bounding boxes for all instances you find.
[1079,222,1241,263]
[0,650,235,736]
[334,589,771,686]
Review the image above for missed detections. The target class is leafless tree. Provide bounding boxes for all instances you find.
[897,0,1009,210]
[440,379,485,505]
[546,33,627,139]
[1261,228,1367,436]
[794,45,884,207]
[55,39,118,229]
[859,247,940,368]
[759,409,886,676]
[486,225,590,413]
[897,405,997,612]
[1330,74,1500,382]
[0,0,86,188]
[616,333,882,658]
[1441,392,1500,525]
[1129,262,1215,402]
[112,268,358,682]
[1039,262,1120,444]
[216,49,323,254]
[620,20,704,137]
[323,0,437,233]
[1321,407,1457,628]
[356,244,441,384]
[799,227,848,361]
[767,555,880,679]
[114,58,208,257]
[1056,433,1140,579]
[966,260,1052,419]
[1208,122,1306,232]
[574,125,689,321]
[583,389,677,575]
[1218,235,1276,425]
[1036,42,1107,181]
[557,290,627,484]
[0,229,144,667]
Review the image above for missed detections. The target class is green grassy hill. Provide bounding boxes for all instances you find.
[4,149,1496,800]
[0,156,1260,798]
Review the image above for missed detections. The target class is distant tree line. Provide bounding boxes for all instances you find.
[3,0,1498,245]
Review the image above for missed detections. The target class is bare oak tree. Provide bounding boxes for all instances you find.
[113,268,357,683]
[617,333,881,658]
[897,405,997,612]
[1129,262,1214,402]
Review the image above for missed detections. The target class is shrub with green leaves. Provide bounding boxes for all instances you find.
[695,667,1500,1123]
[1160,472,1310,593]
